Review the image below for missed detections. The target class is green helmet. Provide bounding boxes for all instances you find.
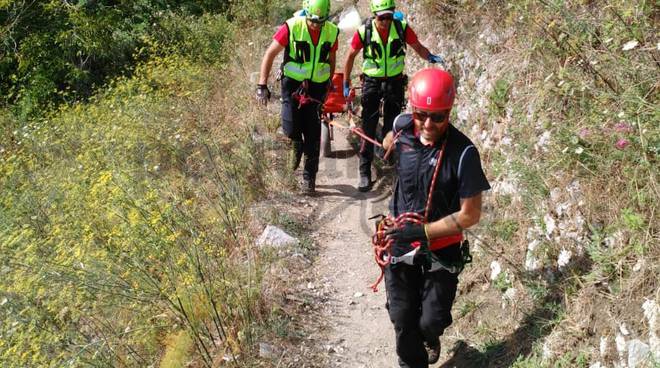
[370,0,395,13]
[305,0,330,21]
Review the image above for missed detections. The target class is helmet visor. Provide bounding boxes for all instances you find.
[374,9,394,16]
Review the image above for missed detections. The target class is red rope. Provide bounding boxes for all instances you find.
[369,212,424,292]
[424,139,448,219]
[324,120,383,147]
[369,138,449,292]
[383,130,403,161]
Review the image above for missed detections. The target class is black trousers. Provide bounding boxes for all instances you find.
[359,74,406,176]
[280,77,328,181]
[385,263,458,368]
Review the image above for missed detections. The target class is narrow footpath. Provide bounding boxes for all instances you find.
[305,124,398,367]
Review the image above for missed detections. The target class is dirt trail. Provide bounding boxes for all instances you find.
[307,126,398,368]
[290,3,409,366]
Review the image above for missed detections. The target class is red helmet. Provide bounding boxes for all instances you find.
[408,68,455,111]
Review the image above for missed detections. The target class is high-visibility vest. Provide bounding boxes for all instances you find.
[282,17,339,83]
[358,19,407,78]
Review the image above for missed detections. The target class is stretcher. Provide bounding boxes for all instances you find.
[320,73,388,158]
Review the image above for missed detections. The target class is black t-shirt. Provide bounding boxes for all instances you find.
[388,113,491,257]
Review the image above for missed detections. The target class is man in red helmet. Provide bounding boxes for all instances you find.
[381,68,490,367]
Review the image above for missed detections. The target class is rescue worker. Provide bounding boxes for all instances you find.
[382,68,491,367]
[256,0,339,194]
[343,0,444,192]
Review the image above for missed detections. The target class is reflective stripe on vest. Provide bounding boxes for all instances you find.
[358,20,407,78]
[283,17,338,83]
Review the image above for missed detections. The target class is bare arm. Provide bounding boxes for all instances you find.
[259,40,285,85]
[382,131,394,151]
[425,193,483,239]
[343,46,360,86]
[409,40,431,61]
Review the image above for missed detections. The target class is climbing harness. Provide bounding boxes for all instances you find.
[292,81,325,108]
[368,138,472,292]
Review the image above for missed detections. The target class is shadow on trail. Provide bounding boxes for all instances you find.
[314,183,363,198]
[312,165,395,237]
[440,255,593,368]
[325,149,357,159]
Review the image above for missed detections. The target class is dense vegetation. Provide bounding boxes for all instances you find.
[1,0,295,366]
[0,0,259,117]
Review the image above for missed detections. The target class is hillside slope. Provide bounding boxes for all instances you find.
[259,1,658,367]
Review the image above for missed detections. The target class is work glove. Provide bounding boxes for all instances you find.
[427,54,445,65]
[393,11,405,21]
[256,84,271,105]
[385,223,427,244]
[343,80,350,98]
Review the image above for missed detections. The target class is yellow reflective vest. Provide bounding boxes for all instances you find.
[358,19,407,77]
[282,17,339,83]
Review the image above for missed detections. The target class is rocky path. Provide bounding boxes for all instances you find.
[308,125,398,368]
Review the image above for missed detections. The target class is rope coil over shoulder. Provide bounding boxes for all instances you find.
[369,138,472,292]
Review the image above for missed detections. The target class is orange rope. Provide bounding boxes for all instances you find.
[369,138,449,292]
[369,212,425,292]
[324,119,383,147]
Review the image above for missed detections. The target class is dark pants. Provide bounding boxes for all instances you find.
[280,77,328,181]
[385,264,458,368]
[359,74,406,177]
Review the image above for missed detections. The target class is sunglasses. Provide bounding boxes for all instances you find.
[307,15,327,24]
[376,14,393,21]
[413,110,448,123]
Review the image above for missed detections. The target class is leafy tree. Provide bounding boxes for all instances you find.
[0,0,230,116]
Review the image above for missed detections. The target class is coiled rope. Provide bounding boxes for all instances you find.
[369,138,448,292]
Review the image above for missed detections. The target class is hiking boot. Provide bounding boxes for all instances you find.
[357,175,372,192]
[425,339,441,364]
[302,178,315,195]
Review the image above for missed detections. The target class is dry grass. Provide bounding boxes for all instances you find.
[407,0,660,366]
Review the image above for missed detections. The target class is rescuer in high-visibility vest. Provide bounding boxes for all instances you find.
[343,0,445,192]
[256,0,339,194]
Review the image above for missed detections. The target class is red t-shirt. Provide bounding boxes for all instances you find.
[273,23,339,52]
[350,23,418,51]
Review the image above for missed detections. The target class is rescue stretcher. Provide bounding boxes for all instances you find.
[320,72,386,158]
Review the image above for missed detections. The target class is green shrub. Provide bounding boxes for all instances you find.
[160,331,194,368]
[1,1,234,116]
[0,51,265,368]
